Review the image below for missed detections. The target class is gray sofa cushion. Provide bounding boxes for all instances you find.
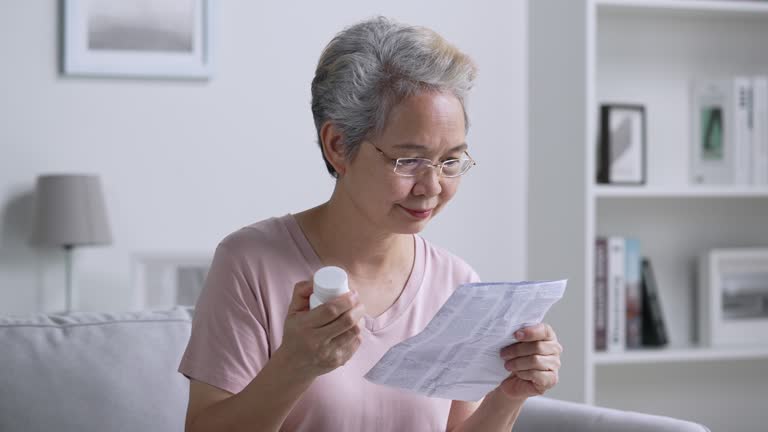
[516,395,711,432]
[0,308,192,432]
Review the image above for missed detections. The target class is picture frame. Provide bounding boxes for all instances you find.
[698,248,768,347]
[62,0,214,79]
[597,104,647,185]
[131,252,212,310]
[689,79,747,185]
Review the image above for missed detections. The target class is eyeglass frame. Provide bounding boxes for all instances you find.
[366,141,477,178]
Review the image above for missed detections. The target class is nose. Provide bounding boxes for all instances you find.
[411,166,442,197]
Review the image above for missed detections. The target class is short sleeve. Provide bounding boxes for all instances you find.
[468,267,481,284]
[178,243,269,395]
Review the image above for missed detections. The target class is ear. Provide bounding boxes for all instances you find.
[320,122,348,177]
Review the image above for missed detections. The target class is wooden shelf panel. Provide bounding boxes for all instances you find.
[593,185,768,198]
[596,0,768,15]
[594,346,768,365]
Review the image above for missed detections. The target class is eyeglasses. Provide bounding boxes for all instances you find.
[367,141,477,178]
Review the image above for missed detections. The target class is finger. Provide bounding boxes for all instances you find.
[305,291,359,328]
[319,303,366,339]
[515,369,559,390]
[288,281,313,313]
[329,325,363,350]
[504,354,561,373]
[500,340,563,360]
[514,323,556,342]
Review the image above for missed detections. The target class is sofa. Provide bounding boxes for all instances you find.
[0,308,711,432]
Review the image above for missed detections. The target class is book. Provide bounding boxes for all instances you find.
[594,238,608,351]
[733,77,753,185]
[753,76,768,185]
[641,258,668,347]
[607,236,626,352]
[625,238,643,349]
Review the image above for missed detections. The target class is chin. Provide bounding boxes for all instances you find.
[395,222,428,235]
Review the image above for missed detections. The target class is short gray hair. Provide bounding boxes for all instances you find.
[311,16,478,178]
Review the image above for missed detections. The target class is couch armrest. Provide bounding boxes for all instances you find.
[514,396,711,432]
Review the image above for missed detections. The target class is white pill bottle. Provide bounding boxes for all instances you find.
[310,266,350,309]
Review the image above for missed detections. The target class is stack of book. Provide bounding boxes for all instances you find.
[691,76,768,185]
[594,237,668,352]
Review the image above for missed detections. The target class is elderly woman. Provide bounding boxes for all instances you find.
[179,16,562,432]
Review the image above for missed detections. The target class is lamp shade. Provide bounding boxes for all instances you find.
[33,174,112,247]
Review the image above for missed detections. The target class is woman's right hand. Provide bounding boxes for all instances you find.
[273,280,366,381]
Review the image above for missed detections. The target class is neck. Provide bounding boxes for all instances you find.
[295,191,412,281]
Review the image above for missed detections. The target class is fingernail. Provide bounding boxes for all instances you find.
[515,331,525,340]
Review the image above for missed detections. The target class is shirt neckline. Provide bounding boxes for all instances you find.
[281,213,425,333]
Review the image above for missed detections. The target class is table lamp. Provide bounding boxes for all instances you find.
[32,174,112,313]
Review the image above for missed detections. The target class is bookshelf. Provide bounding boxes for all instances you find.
[528,1,768,430]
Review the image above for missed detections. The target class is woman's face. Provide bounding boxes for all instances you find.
[341,91,468,235]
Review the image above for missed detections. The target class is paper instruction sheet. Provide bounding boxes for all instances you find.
[364,280,567,401]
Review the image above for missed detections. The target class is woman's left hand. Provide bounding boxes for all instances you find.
[497,323,562,401]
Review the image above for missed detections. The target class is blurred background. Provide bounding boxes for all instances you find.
[0,1,528,314]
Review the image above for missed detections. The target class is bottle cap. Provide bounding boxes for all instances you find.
[313,266,349,301]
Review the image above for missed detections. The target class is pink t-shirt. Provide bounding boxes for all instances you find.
[178,214,480,431]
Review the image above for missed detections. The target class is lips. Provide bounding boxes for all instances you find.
[400,205,434,219]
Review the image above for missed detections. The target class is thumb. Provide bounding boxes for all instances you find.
[288,280,313,313]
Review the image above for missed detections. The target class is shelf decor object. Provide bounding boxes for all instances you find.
[699,248,768,347]
[132,252,211,310]
[32,174,112,313]
[597,104,646,185]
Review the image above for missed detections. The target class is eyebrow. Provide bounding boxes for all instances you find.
[392,142,468,153]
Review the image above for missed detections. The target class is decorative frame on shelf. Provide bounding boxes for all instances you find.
[699,248,768,347]
[132,252,212,310]
[597,104,647,185]
[62,0,214,79]
[690,79,734,185]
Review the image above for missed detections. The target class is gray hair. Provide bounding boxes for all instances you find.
[310,16,478,178]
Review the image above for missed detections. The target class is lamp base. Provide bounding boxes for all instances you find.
[64,245,74,314]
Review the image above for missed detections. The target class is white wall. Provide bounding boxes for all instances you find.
[0,1,528,314]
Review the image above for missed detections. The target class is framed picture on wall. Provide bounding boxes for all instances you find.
[62,0,214,79]
[132,252,212,310]
[596,104,647,185]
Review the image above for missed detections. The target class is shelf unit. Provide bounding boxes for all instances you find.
[528,1,768,430]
